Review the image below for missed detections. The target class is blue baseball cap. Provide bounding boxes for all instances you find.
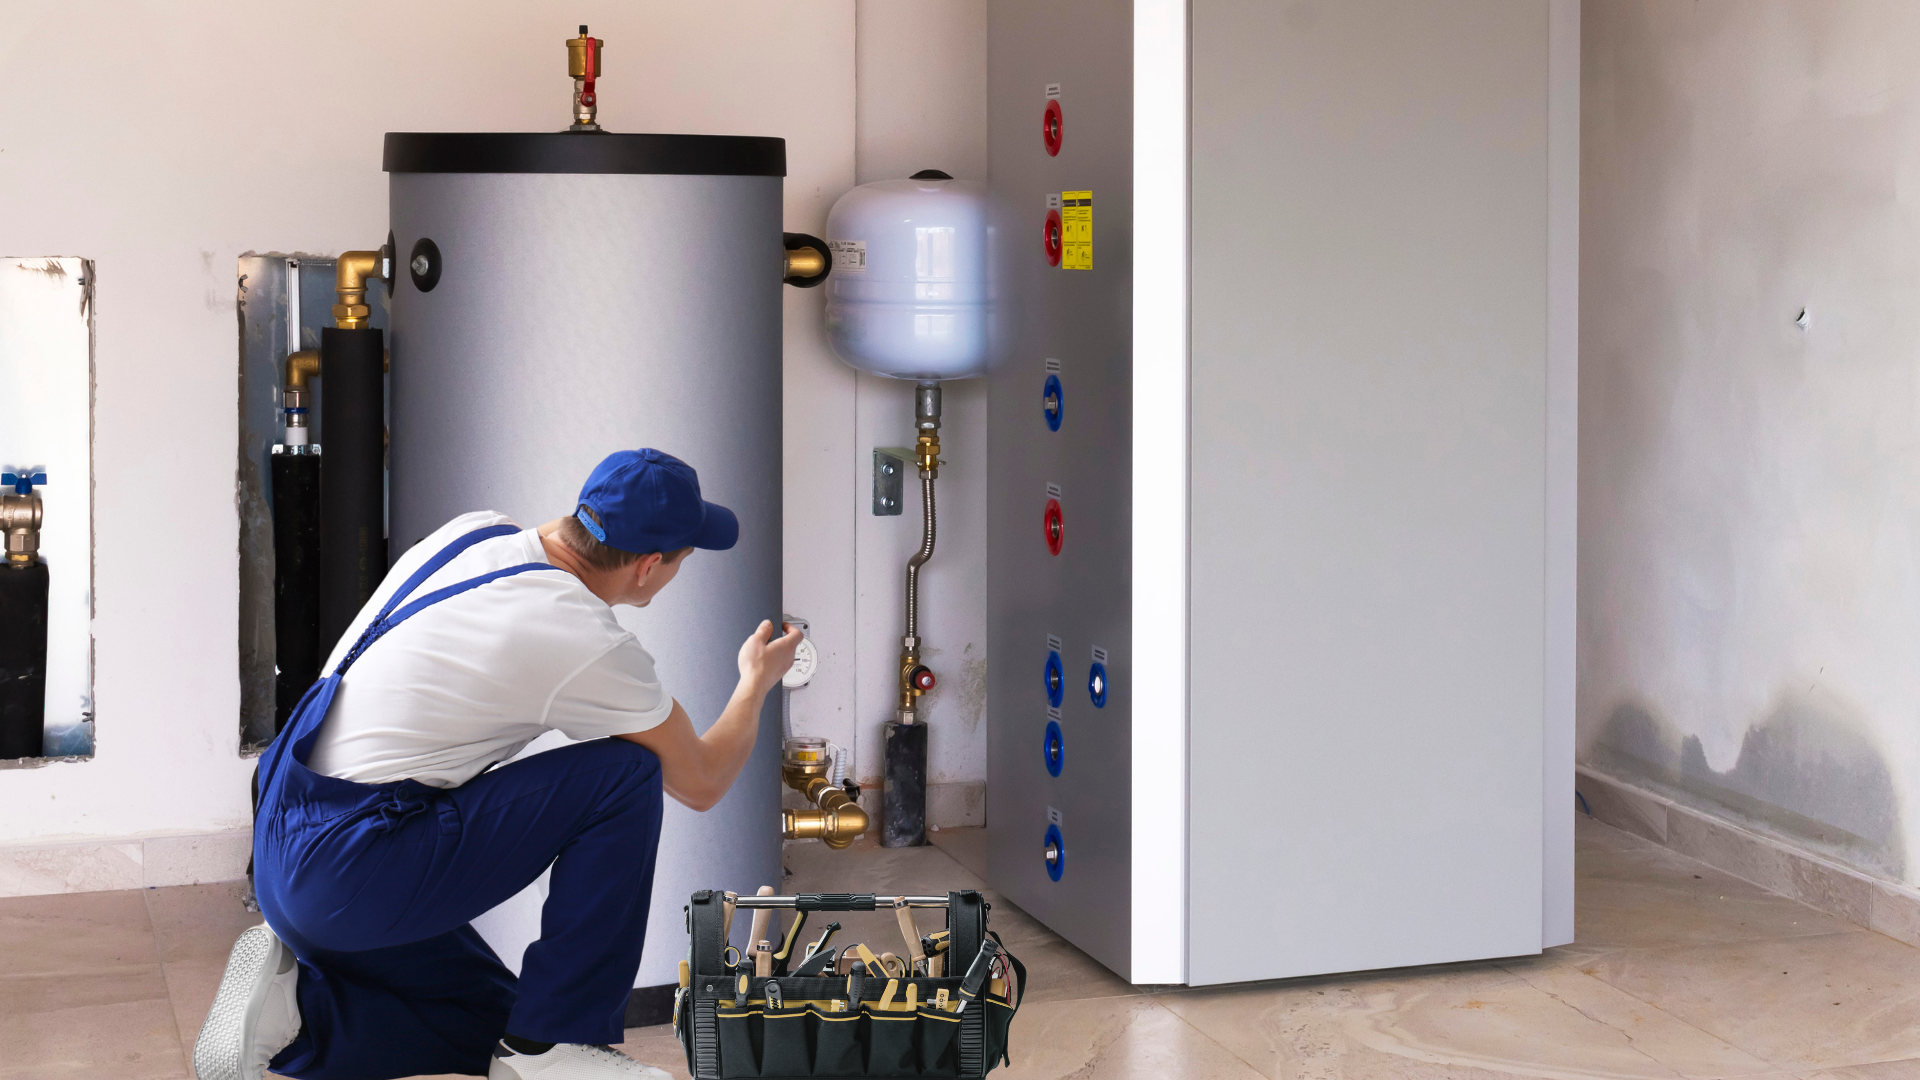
[575,449,739,554]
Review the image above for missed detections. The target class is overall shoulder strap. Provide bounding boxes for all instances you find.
[331,523,546,677]
[375,523,521,624]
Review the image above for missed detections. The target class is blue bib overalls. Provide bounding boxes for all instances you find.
[254,524,667,1079]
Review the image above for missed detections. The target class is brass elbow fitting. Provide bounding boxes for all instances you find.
[781,737,869,849]
[783,780,870,850]
[1,492,43,566]
[332,250,384,329]
[286,350,320,391]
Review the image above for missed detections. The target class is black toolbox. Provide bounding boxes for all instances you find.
[676,890,1024,1080]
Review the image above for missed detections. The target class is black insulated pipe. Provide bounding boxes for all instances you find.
[271,451,321,733]
[0,561,48,759]
[318,327,388,657]
[882,718,928,848]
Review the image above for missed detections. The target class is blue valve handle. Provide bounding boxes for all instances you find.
[1,471,47,496]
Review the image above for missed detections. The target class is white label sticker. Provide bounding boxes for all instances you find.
[1092,646,1108,665]
[1045,357,1061,373]
[827,239,866,274]
[1046,482,1062,499]
[1047,634,1062,652]
[1047,707,1061,722]
[1045,83,1062,100]
[1045,192,1062,210]
[1048,806,1064,827]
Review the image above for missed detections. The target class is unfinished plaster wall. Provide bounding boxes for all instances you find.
[1581,0,1920,883]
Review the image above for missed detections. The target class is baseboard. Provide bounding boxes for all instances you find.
[0,828,253,898]
[627,982,677,1029]
[1576,766,1920,946]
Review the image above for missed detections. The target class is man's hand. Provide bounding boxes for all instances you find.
[739,620,803,699]
[621,620,803,811]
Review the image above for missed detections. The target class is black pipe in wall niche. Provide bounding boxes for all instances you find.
[271,450,321,734]
[318,327,387,657]
[0,561,49,759]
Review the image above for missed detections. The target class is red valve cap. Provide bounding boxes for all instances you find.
[911,666,937,691]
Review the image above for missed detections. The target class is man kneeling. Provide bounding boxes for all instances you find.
[195,448,799,1080]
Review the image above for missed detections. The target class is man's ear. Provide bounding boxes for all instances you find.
[632,551,666,586]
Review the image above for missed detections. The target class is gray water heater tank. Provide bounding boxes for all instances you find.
[383,132,785,992]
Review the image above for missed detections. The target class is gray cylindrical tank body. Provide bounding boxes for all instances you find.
[385,133,784,990]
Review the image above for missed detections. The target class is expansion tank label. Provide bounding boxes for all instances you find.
[1061,191,1092,270]
[827,239,867,274]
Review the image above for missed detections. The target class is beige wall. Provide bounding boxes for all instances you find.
[1581,0,1920,883]
[0,1,856,851]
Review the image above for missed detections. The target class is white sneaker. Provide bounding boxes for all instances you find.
[192,923,302,1080]
[489,1042,673,1079]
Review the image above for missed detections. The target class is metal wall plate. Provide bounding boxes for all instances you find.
[872,447,909,515]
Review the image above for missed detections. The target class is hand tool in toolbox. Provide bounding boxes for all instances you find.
[678,890,1026,1079]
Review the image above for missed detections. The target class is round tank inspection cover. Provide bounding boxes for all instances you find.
[409,237,442,292]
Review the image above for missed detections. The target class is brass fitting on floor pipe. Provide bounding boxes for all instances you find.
[331,251,384,330]
[781,737,869,849]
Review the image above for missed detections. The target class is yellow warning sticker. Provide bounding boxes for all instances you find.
[1061,190,1092,270]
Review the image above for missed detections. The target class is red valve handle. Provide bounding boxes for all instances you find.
[582,34,598,108]
[911,666,936,692]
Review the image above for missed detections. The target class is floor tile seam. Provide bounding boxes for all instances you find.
[1496,958,1781,1078]
[140,884,195,1073]
[1145,993,1270,1078]
[1581,927,1887,968]
[1554,952,1846,1074]
[0,961,175,981]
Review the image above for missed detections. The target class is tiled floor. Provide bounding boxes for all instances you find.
[4,816,1916,1079]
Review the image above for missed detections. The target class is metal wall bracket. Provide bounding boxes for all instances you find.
[873,447,910,515]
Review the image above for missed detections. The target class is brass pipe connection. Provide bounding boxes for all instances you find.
[783,777,870,850]
[781,738,869,849]
[783,246,827,281]
[283,349,322,448]
[331,251,383,330]
[287,350,320,391]
[0,492,43,566]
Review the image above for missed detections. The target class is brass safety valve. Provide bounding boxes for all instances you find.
[568,26,604,131]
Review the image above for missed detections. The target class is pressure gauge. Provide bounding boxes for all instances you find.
[782,615,817,689]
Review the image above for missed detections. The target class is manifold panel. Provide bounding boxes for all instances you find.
[985,0,1138,979]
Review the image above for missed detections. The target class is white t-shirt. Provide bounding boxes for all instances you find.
[303,511,675,789]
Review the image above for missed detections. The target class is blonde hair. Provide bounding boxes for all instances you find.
[557,509,693,572]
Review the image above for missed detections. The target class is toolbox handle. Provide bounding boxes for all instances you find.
[734,893,951,910]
